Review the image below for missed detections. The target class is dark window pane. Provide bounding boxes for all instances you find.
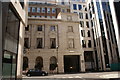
[78,5,82,10]
[25,25,29,31]
[73,4,77,10]
[37,25,42,31]
[37,38,43,48]
[50,38,56,49]
[82,40,86,48]
[88,40,92,48]
[50,26,55,31]
[24,38,29,48]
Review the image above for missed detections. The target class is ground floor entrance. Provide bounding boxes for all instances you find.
[64,55,80,73]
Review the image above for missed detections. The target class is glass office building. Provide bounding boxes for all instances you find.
[0,1,28,80]
[2,3,20,79]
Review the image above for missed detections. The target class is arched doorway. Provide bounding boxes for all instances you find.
[23,57,28,71]
[35,56,43,70]
[49,56,57,71]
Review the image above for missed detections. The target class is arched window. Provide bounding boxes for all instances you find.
[35,56,43,70]
[49,56,57,70]
[23,57,28,71]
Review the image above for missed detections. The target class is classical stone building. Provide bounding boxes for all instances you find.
[23,12,86,73]
[0,0,28,79]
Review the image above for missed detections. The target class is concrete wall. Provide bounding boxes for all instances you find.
[0,1,2,79]
[15,0,28,78]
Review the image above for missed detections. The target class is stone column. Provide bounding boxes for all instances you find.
[29,57,35,69]
[43,56,49,73]
[17,22,25,78]
[80,53,85,72]
[58,54,64,73]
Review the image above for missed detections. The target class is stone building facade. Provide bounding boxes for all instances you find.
[24,12,86,73]
[70,1,96,71]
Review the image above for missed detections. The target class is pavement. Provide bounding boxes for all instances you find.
[22,71,120,80]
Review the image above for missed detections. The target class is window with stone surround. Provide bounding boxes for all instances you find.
[50,38,56,49]
[32,7,36,12]
[47,8,51,13]
[37,25,42,31]
[50,26,55,31]
[79,12,83,19]
[86,21,89,28]
[52,8,56,13]
[82,40,86,48]
[37,7,40,13]
[37,38,43,48]
[87,30,90,37]
[81,30,85,37]
[42,7,45,13]
[24,38,29,48]
[88,40,92,48]
[68,26,73,32]
[68,39,74,48]
[80,21,84,27]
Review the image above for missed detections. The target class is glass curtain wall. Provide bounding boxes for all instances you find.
[2,3,20,79]
[96,1,109,68]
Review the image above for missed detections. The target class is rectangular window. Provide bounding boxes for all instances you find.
[42,8,45,13]
[28,7,31,12]
[37,8,40,13]
[82,40,86,48]
[85,7,87,11]
[81,30,85,37]
[80,21,84,27]
[24,38,29,48]
[47,8,50,13]
[79,12,83,19]
[50,26,55,31]
[73,4,77,10]
[32,7,36,12]
[67,9,70,12]
[25,25,29,31]
[68,39,74,48]
[68,26,73,32]
[37,25,42,31]
[86,21,89,28]
[61,2,65,5]
[50,38,56,48]
[37,38,43,48]
[88,40,92,48]
[87,30,90,37]
[52,8,55,13]
[86,13,88,19]
[78,5,82,10]
[91,20,93,27]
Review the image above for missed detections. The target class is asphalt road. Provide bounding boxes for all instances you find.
[22,71,120,80]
